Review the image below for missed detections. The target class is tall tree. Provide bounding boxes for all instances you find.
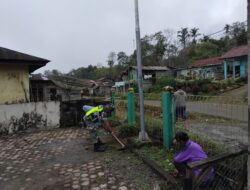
[117,52,129,67]
[177,28,189,48]
[107,52,116,68]
[153,31,167,64]
[190,27,200,44]
[224,24,230,35]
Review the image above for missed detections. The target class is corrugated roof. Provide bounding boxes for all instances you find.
[131,66,170,71]
[48,75,97,91]
[192,57,222,67]
[221,45,248,59]
[0,47,49,72]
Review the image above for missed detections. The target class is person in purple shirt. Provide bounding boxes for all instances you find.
[173,132,214,187]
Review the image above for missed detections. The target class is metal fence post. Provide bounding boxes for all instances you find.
[128,88,135,124]
[111,90,116,117]
[162,86,174,149]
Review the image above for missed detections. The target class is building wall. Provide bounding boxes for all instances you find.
[0,64,30,104]
[240,56,248,77]
[0,101,60,134]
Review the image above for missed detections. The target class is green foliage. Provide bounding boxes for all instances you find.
[235,76,248,84]
[118,124,139,138]
[58,21,247,83]
[148,77,176,92]
[145,117,163,137]
[177,27,189,48]
[147,77,221,95]
[191,41,220,62]
[108,116,121,127]
[139,146,176,172]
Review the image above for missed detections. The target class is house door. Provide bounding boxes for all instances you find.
[235,65,240,78]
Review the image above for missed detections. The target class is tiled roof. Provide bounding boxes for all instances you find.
[192,57,222,67]
[221,45,248,59]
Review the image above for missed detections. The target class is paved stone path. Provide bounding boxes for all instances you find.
[0,128,163,190]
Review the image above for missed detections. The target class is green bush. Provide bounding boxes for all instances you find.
[191,85,201,95]
[118,124,139,138]
[226,78,235,86]
[145,117,163,137]
[235,76,248,84]
[108,116,121,127]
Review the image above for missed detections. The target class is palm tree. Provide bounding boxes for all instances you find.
[224,24,230,35]
[190,27,200,44]
[177,28,189,48]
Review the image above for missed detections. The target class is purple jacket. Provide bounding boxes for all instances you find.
[174,140,208,176]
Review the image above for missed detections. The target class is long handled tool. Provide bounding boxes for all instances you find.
[102,118,126,149]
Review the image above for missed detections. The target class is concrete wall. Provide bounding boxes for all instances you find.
[0,101,60,134]
[0,64,30,104]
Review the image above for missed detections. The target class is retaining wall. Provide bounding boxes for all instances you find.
[0,101,60,134]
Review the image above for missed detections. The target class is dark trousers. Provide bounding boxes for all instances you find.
[174,161,187,177]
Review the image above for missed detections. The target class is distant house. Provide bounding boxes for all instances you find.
[190,57,224,80]
[0,47,49,104]
[30,74,58,102]
[176,45,248,81]
[94,78,114,97]
[119,66,174,91]
[221,45,248,80]
[30,74,97,101]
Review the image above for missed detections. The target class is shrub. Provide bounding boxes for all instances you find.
[192,85,201,95]
[235,76,248,84]
[185,86,192,93]
[226,78,235,86]
[145,118,163,137]
[156,77,176,89]
[118,124,139,138]
[108,116,121,127]
[201,84,209,93]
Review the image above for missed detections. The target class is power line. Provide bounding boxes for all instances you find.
[197,21,247,40]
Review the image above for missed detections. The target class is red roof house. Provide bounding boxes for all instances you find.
[192,57,222,68]
[221,45,248,79]
[221,45,247,59]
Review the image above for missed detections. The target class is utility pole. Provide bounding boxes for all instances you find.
[134,0,148,141]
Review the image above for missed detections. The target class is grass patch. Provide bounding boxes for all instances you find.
[138,146,176,172]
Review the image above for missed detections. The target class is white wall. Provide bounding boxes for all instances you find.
[0,101,60,134]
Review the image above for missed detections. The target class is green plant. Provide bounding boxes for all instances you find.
[108,116,121,127]
[235,76,248,84]
[118,124,139,138]
[226,78,235,86]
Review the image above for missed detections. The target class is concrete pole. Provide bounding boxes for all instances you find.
[134,0,148,141]
[111,90,116,117]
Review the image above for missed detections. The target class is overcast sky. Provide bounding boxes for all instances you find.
[0,0,247,73]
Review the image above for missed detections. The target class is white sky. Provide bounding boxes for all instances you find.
[0,0,247,73]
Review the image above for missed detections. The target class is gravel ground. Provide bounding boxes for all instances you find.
[0,128,166,190]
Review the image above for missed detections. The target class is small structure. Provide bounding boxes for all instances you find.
[30,74,97,101]
[0,47,49,104]
[176,45,248,81]
[221,45,248,80]
[119,66,174,91]
[30,74,58,101]
[94,78,114,97]
[190,57,224,80]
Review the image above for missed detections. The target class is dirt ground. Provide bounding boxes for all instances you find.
[0,128,165,190]
[189,122,248,150]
